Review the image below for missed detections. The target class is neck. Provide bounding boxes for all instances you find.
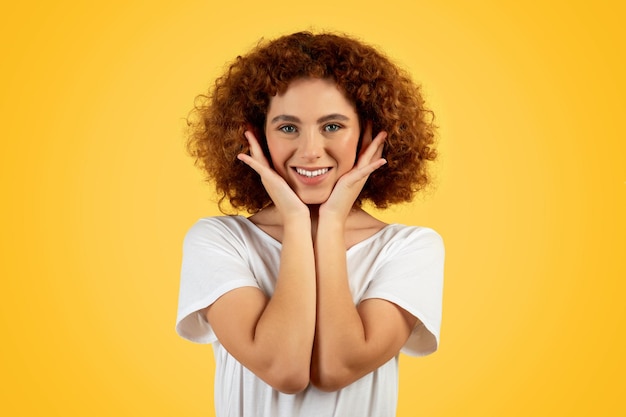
[306,204,320,241]
[307,204,320,219]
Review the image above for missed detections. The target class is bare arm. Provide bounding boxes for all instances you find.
[311,218,416,391]
[310,125,416,391]
[206,131,316,394]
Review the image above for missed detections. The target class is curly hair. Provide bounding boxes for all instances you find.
[187,31,437,213]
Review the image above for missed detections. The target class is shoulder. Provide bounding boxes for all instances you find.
[183,215,250,248]
[374,224,444,261]
[185,215,248,235]
[183,215,280,256]
[381,223,443,247]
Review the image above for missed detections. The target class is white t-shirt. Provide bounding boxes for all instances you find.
[176,215,444,417]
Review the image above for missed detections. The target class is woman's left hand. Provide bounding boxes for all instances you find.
[320,122,387,220]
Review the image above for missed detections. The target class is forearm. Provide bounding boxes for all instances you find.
[311,217,371,390]
[253,215,316,387]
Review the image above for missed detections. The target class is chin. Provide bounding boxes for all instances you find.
[299,192,331,206]
[301,198,329,206]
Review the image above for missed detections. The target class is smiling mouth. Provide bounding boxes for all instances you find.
[294,167,330,178]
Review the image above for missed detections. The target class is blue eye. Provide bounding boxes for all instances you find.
[324,123,341,132]
[279,125,297,133]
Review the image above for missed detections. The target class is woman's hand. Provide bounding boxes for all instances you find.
[217,130,316,393]
[320,122,387,220]
[238,130,309,219]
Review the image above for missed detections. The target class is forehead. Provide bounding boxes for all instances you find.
[267,78,356,118]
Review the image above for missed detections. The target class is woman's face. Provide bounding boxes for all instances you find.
[264,77,361,205]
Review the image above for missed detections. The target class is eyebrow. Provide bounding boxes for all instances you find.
[269,113,351,124]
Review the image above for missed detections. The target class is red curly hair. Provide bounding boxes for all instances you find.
[187,31,437,213]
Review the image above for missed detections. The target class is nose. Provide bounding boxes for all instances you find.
[299,129,323,160]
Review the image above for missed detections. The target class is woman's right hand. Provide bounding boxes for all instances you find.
[206,130,316,394]
[237,130,309,219]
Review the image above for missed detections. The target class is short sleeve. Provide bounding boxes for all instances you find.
[175,218,260,344]
[362,227,444,356]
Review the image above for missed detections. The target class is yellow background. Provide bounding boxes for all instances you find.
[1,0,624,416]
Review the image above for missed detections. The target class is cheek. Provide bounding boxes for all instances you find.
[265,135,278,160]
[266,139,289,173]
[336,138,360,166]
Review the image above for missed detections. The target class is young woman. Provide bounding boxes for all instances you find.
[176,31,444,417]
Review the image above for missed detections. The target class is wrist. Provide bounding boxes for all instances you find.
[283,212,312,230]
[316,215,345,237]
[318,204,351,225]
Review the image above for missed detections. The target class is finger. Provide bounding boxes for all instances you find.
[371,131,387,160]
[237,152,264,175]
[238,131,268,173]
[339,155,387,190]
[355,157,387,180]
[357,131,387,168]
[243,130,265,160]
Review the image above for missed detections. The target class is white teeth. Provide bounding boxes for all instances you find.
[295,167,329,178]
